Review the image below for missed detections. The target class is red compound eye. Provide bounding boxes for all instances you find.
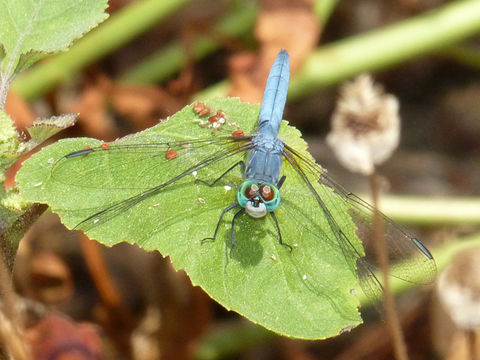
[244,184,259,198]
[260,185,274,201]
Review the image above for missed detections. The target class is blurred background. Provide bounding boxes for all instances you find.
[5,0,480,359]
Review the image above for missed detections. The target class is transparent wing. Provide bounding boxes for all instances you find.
[49,136,253,230]
[281,142,436,300]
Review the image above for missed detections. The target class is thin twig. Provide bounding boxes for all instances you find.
[369,172,408,360]
[79,233,135,355]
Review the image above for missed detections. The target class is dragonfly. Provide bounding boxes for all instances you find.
[50,50,436,303]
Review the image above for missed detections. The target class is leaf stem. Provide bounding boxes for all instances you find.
[0,75,10,110]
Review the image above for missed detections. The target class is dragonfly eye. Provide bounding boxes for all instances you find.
[245,184,259,198]
[259,185,274,201]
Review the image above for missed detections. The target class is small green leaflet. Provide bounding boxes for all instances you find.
[17,98,363,339]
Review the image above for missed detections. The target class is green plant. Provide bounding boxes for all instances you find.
[0,0,109,269]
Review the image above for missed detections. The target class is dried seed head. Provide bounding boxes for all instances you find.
[437,248,480,330]
[327,74,400,175]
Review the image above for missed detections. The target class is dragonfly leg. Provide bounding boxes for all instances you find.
[276,175,286,189]
[196,161,246,187]
[270,211,292,251]
[202,203,239,244]
[230,208,246,257]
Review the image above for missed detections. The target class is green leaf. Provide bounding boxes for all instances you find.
[0,110,20,174]
[0,0,109,75]
[22,113,78,151]
[0,110,77,174]
[17,98,363,339]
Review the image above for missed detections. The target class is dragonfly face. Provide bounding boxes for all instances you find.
[237,180,281,218]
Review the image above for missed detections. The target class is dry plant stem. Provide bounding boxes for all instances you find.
[368,172,408,360]
[79,234,134,321]
[466,330,477,360]
[0,248,29,359]
[79,234,136,355]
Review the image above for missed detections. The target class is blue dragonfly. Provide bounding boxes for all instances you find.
[50,50,436,302]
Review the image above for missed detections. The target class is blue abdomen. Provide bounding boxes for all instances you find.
[257,50,290,137]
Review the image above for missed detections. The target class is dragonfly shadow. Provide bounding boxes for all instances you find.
[224,215,269,267]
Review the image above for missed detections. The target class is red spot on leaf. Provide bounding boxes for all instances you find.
[193,102,210,117]
[208,115,219,123]
[216,110,227,119]
[165,149,178,160]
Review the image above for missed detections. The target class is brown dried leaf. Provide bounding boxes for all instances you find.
[111,84,184,130]
[229,0,320,104]
[5,91,36,130]
[228,52,264,103]
[256,0,320,73]
[28,251,73,304]
[69,75,117,140]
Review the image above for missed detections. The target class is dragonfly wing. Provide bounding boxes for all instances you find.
[282,142,436,292]
[319,174,436,285]
[51,137,249,190]
[50,136,253,230]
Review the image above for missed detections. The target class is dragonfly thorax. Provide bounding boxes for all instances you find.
[245,133,284,184]
[237,180,281,218]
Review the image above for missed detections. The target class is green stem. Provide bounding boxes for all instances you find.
[119,1,257,84]
[314,0,341,23]
[374,195,480,226]
[290,0,480,100]
[196,0,480,100]
[12,0,193,101]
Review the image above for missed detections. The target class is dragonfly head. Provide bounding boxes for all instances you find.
[237,180,281,218]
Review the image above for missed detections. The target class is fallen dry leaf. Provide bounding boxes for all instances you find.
[229,0,320,104]
[111,83,184,130]
[68,74,118,141]
[5,91,36,130]
[256,0,320,73]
